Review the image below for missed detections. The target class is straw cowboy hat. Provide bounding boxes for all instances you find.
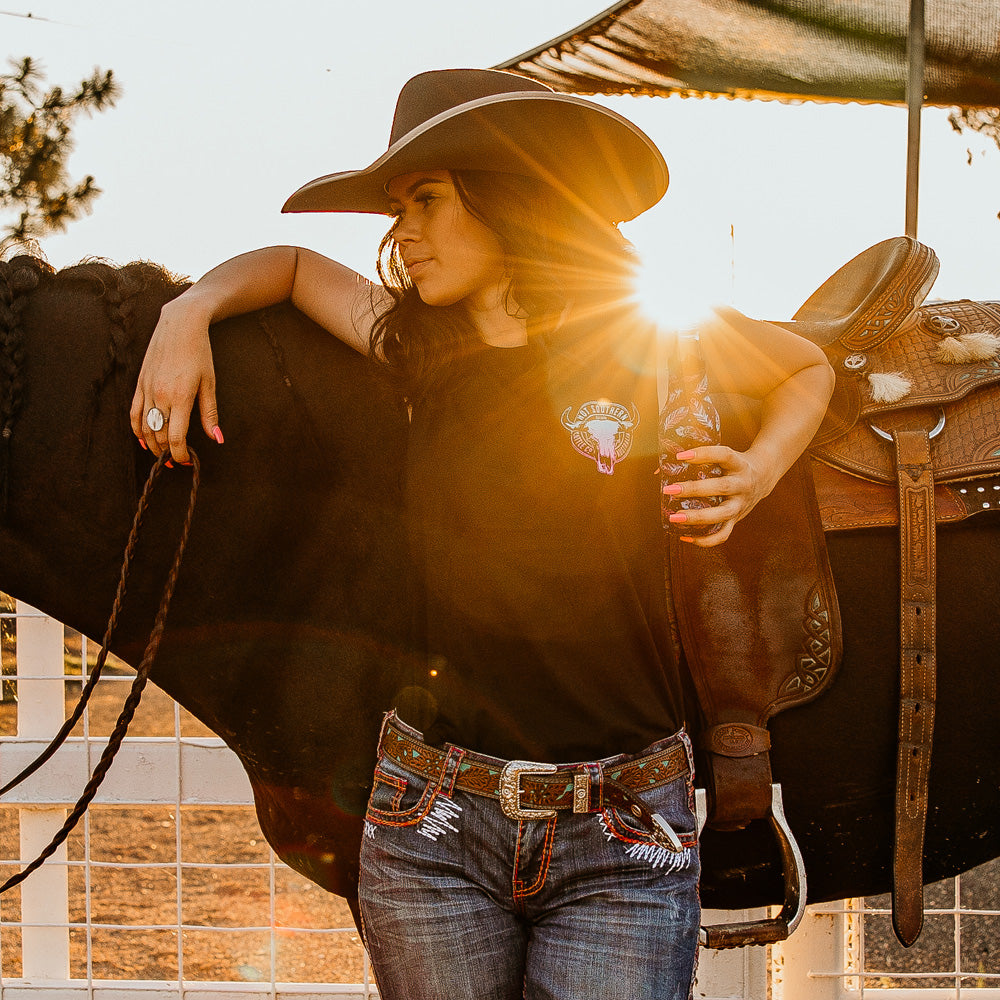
[282,68,668,224]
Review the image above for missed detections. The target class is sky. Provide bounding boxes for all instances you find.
[4,0,999,322]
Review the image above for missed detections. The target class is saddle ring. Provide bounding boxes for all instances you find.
[869,408,946,443]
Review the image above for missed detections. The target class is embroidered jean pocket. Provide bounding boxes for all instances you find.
[365,755,441,828]
[602,775,698,850]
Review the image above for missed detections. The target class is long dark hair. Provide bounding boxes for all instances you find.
[369,170,636,403]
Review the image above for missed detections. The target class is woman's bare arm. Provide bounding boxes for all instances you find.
[130,247,390,461]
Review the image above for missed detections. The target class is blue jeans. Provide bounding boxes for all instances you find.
[359,714,701,1000]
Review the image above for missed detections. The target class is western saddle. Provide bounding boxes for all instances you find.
[673,236,1000,949]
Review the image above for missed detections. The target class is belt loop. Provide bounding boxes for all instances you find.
[376,710,397,757]
[438,746,466,797]
[573,761,603,814]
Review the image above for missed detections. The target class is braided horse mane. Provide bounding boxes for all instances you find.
[0,255,188,512]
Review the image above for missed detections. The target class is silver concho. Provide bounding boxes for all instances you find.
[926,314,962,335]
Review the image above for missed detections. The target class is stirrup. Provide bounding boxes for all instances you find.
[699,784,807,949]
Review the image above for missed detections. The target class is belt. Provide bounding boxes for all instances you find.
[379,717,691,852]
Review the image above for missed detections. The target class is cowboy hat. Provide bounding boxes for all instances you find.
[281,68,668,224]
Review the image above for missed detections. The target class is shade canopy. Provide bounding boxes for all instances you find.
[497,0,1000,108]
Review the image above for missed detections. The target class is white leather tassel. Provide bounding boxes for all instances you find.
[867,371,912,403]
[934,335,972,363]
[933,331,1000,364]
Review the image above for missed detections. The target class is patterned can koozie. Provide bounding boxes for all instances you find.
[658,333,724,536]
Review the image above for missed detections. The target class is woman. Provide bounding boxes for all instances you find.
[131,69,834,1000]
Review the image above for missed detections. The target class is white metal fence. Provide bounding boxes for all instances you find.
[0,601,996,999]
[772,879,1000,1000]
[0,600,376,999]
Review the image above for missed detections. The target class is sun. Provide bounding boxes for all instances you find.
[629,246,722,335]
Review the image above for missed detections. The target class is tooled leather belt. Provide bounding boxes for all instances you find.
[380,718,691,852]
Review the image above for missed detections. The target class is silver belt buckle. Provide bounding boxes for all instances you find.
[499,760,558,820]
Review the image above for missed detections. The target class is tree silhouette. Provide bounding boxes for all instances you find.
[949,108,1000,153]
[948,108,1000,219]
[1,57,120,252]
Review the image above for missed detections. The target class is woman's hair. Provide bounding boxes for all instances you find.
[370,170,635,403]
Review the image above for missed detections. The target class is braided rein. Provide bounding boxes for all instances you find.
[0,448,201,893]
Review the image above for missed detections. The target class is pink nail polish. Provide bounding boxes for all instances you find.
[212,426,224,444]
[138,438,148,451]
[165,460,174,469]
[675,450,695,461]
[668,512,687,523]
[662,484,682,496]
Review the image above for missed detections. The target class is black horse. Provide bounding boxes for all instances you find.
[0,254,997,926]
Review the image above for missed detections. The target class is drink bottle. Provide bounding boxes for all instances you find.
[658,333,724,536]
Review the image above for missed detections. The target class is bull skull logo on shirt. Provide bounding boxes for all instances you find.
[560,399,639,475]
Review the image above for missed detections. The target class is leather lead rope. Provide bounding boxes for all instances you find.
[0,450,201,894]
[891,428,937,946]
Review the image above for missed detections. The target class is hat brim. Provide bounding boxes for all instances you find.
[281,92,668,224]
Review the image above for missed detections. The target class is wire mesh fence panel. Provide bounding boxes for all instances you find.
[773,859,1000,999]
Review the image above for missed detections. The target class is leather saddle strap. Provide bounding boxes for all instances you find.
[891,428,938,946]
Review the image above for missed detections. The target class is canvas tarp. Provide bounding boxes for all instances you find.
[497,0,1000,108]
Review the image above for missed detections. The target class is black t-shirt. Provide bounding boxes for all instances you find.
[403,320,683,762]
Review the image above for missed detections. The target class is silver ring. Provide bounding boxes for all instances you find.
[145,406,166,433]
[869,409,945,442]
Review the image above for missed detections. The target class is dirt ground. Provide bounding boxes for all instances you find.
[860,868,999,989]
[0,639,997,988]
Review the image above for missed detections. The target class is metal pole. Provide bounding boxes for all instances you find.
[15,602,71,982]
[905,0,925,237]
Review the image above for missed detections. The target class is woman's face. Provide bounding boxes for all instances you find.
[385,170,508,311]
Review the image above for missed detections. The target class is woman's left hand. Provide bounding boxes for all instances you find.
[663,445,776,547]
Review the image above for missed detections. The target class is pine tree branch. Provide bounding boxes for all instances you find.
[1,58,120,246]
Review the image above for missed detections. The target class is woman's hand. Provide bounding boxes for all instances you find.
[663,445,778,547]
[127,247,383,463]
[130,294,221,463]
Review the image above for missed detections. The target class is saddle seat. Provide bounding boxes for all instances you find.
[778,234,939,352]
